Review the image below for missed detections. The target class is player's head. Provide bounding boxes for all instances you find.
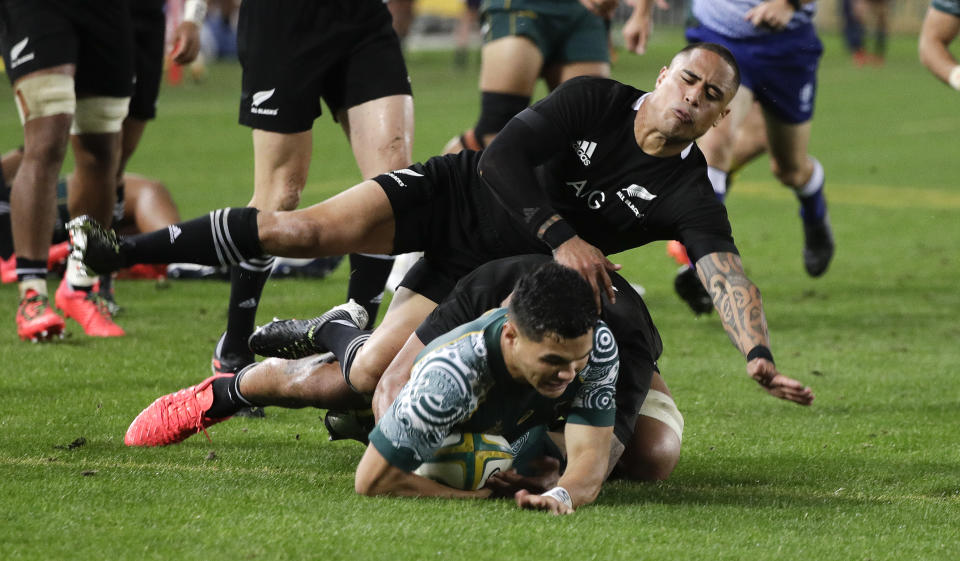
[649,42,741,142]
[504,262,598,397]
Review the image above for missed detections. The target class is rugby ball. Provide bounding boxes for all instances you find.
[414,432,514,490]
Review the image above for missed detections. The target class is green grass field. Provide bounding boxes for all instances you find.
[1,30,959,560]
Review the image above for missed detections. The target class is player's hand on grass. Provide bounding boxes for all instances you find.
[744,0,795,31]
[485,457,561,497]
[171,21,201,65]
[514,489,574,515]
[748,357,814,405]
[553,236,621,309]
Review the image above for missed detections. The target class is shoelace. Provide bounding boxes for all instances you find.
[83,291,115,318]
[160,386,217,443]
[20,294,50,321]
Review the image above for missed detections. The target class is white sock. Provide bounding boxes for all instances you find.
[66,256,96,289]
[706,166,728,199]
[797,157,825,198]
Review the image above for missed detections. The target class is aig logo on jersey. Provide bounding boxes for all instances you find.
[572,140,597,166]
[250,89,279,116]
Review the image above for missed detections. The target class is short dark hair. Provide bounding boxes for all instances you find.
[677,42,741,92]
[508,262,597,341]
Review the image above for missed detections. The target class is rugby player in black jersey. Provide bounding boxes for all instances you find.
[72,43,814,430]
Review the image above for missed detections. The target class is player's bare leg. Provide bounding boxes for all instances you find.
[443,36,542,153]
[541,60,609,90]
[338,94,415,326]
[237,357,369,410]
[11,67,75,341]
[346,287,438,394]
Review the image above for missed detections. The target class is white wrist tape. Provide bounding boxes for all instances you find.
[540,486,573,509]
[184,0,207,24]
[949,66,960,91]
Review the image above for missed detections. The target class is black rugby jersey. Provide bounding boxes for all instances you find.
[478,76,739,263]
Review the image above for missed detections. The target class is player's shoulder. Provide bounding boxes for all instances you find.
[589,320,619,366]
[551,76,646,105]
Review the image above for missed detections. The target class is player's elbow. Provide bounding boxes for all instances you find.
[354,469,386,497]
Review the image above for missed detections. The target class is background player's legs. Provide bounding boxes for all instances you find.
[613,372,682,482]
[444,36,541,153]
[10,66,76,340]
[763,112,834,277]
[541,60,609,90]
[216,129,312,374]
[337,94,414,327]
[694,85,755,202]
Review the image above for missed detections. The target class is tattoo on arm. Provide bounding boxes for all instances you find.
[694,252,769,356]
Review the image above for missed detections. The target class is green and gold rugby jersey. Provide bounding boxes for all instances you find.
[370,308,619,472]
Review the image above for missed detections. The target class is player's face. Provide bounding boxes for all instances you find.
[651,49,737,141]
[512,329,594,398]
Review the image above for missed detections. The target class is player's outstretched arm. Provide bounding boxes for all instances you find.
[355,444,492,499]
[694,251,814,405]
[919,7,960,88]
[515,424,611,515]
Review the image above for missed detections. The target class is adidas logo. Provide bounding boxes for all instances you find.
[572,140,597,166]
[10,37,35,69]
[238,298,258,309]
[623,184,657,201]
[250,88,278,116]
[168,224,182,243]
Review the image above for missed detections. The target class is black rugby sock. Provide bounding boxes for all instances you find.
[316,321,371,392]
[347,253,394,328]
[16,257,47,282]
[0,176,12,260]
[207,366,258,418]
[121,207,264,266]
[223,257,275,358]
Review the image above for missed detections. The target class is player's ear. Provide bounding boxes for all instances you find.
[713,107,731,127]
[655,66,669,88]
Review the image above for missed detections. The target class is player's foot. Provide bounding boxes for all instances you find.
[117,263,167,280]
[323,409,375,444]
[55,278,125,337]
[47,241,70,270]
[16,290,66,342]
[211,333,263,418]
[673,265,713,316]
[665,240,690,266]
[0,255,15,284]
[124,374,233,447]
[66,215,126,275]
[802,214,835,277]
[248,300,369,360]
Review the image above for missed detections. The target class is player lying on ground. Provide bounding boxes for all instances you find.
[353,262,617,514]
[129,262,618,513]
[71,42,813,424]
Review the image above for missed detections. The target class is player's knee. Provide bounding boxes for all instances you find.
[13,73,76,125]
[474,92,531,142]
[71,96,130,135]
[770,159,807,189]
[621,390,684,481]
[622,432,682,482]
